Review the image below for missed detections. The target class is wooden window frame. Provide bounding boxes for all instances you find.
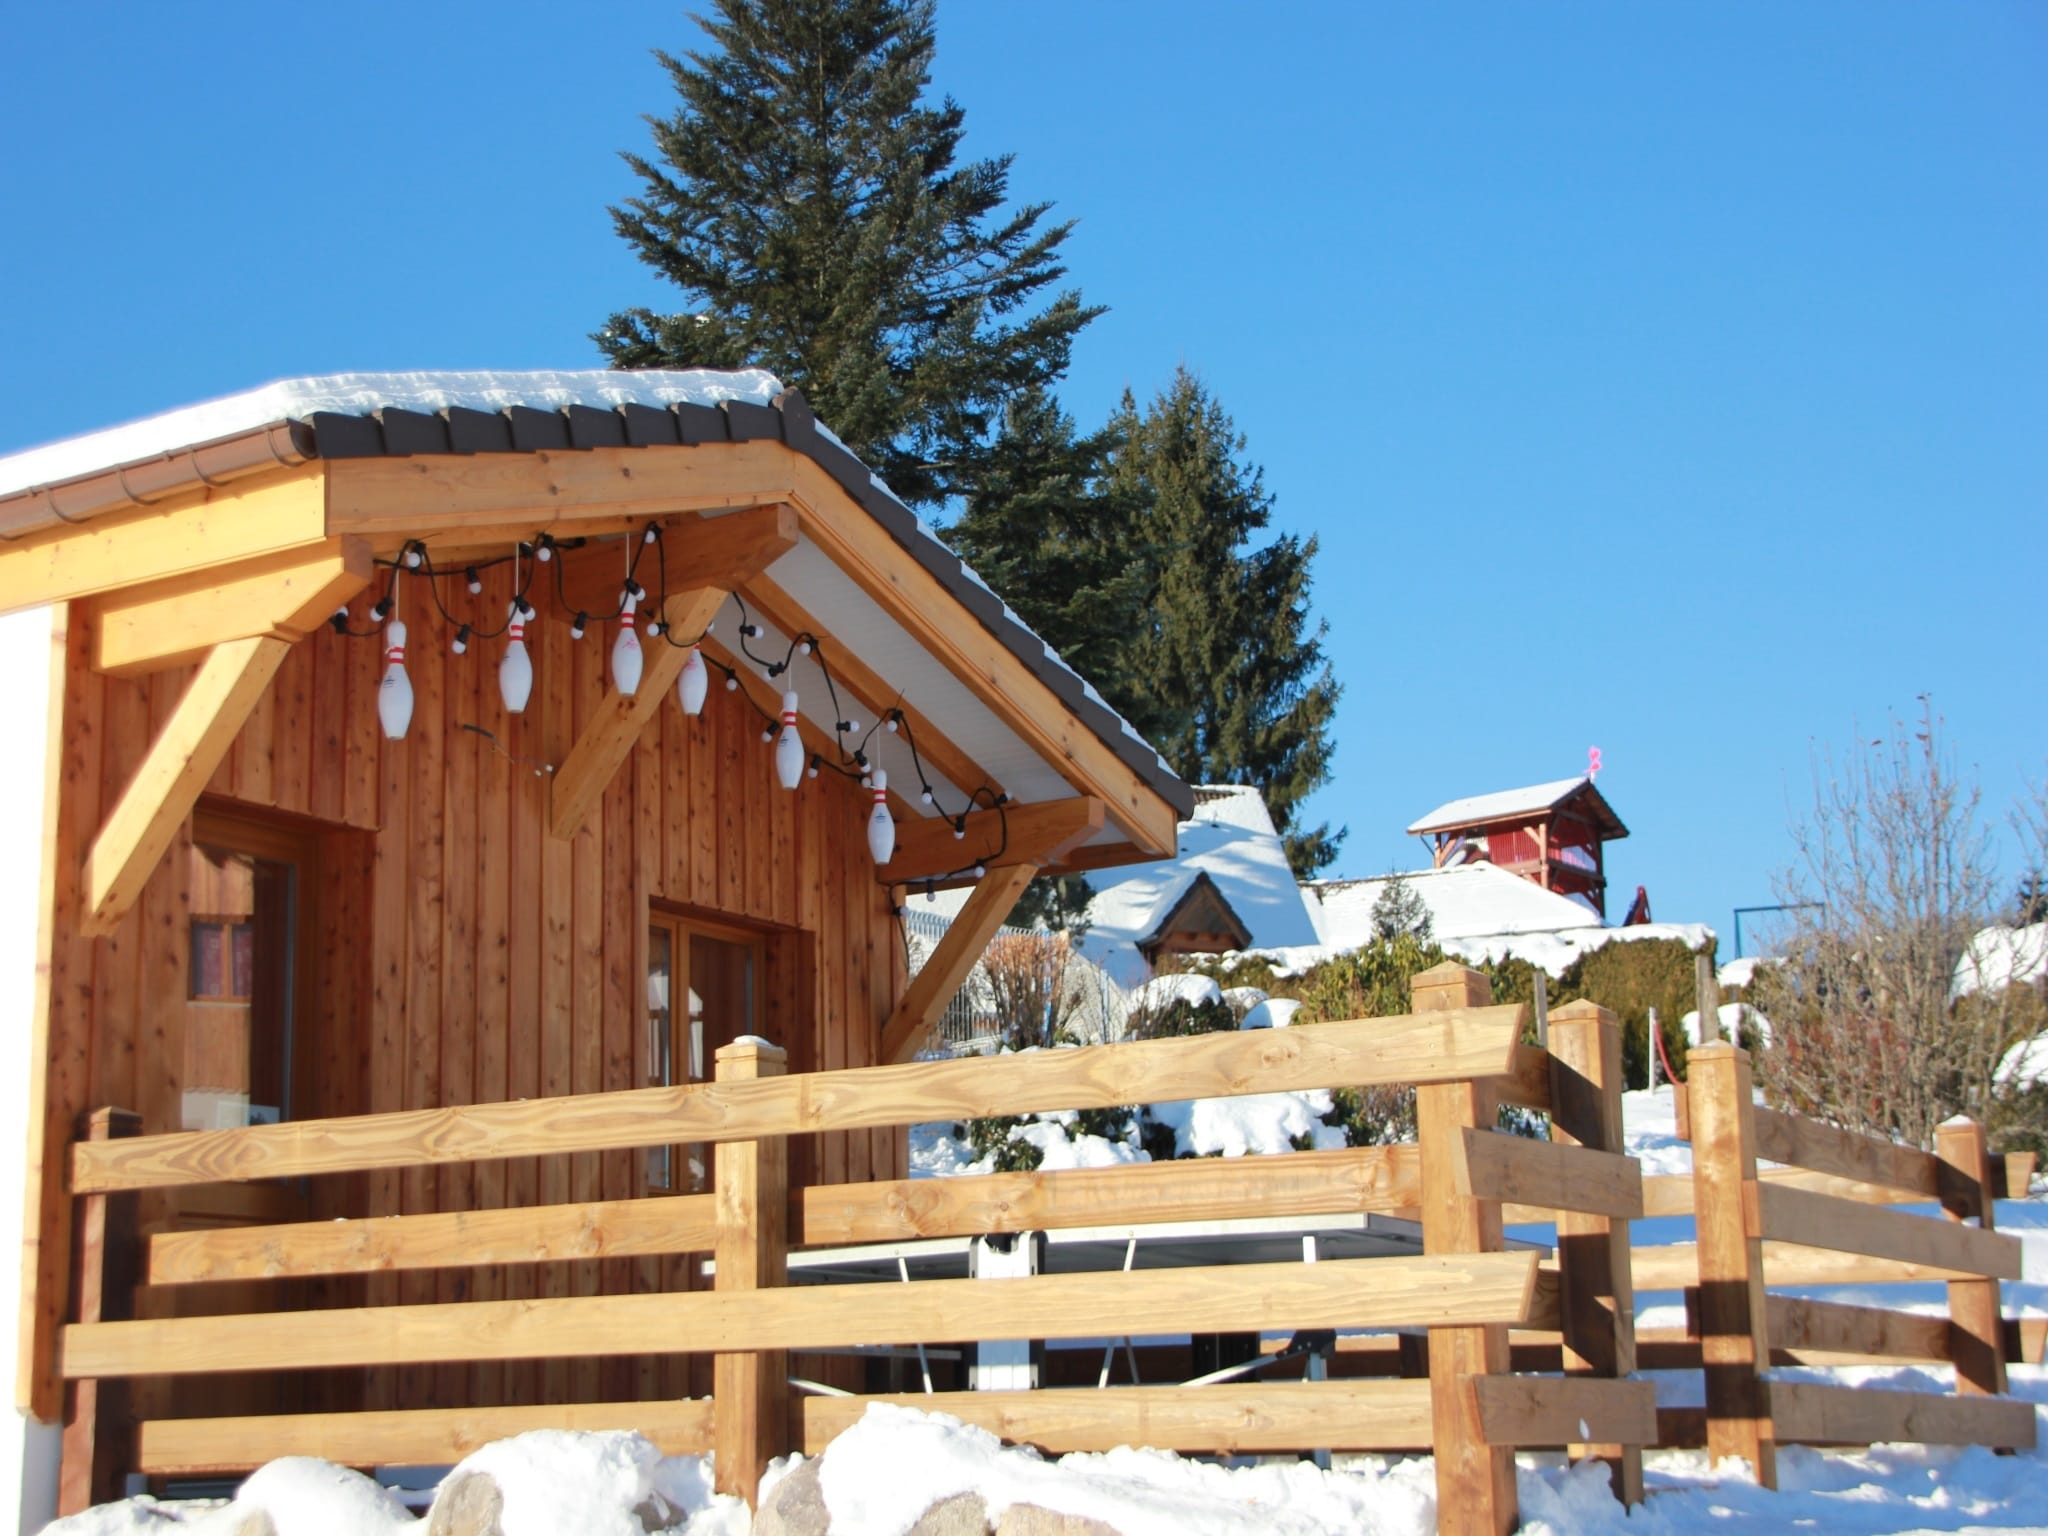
[646,905,768,1195]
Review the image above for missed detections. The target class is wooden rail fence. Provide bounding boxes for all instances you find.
[60,969,2036,1529]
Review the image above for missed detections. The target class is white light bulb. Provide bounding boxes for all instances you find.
[378,620,414,740]
[725,676,738,692]
[612,591,643,696]
[678,645,708,716]
[866,768,895,865]
[403,548,423,569]
[466,571,483,595]
[774,690,804,791]
[499,601,533,713]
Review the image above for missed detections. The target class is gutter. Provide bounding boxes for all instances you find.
[0,421,316,541]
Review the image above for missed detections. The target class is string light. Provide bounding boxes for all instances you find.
[339,522,1012,884]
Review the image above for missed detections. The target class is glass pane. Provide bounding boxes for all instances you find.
[646,925,674,1190]
[184,842,295,1130]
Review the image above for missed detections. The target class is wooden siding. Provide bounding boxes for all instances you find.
[34,565,905,1414]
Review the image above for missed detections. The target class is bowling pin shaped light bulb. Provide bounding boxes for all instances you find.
[866,768,895,865]
[500,600,534,713]
[612,590,643,697]
[774,691,804,790]
[678,645,708,716]
[378,619,414,740]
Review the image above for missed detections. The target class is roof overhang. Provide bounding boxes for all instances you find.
[0,378,1189,889]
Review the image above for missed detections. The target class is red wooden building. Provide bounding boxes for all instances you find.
[1407,776,1628,920]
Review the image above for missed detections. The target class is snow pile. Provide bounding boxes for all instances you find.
[1678,1001,1772,1046]
[1240,997,1302,1030]
[1148,1090,1348,1159]
[1956,922,2048,998]
[1124,973,1224,1014]
[37,1431,748,1536]
[1005,1112,1150,1171]
[0,370,786,498]
[808,1401,1439,1535]
[1619,1082,1696,1178]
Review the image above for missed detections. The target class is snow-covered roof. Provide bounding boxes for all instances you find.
[1067,786,1324,987]
[0,369,1193,829]
[1406,775,1625,838]
[1314,863,1599,950]
[1955,922,2048,999]
[0,369,784,499]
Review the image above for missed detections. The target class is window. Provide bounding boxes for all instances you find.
[646,911,762,1193]
[183,810,314,1132]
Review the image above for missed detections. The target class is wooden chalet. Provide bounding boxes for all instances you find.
[0,372,1189,1491]
[1408,776,1627,920]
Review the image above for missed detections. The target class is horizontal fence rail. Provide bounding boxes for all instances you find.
[64,1253,1546,1379]
[72,1004,1528,1193]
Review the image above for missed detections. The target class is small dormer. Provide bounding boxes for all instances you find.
[1407,776,1628,919]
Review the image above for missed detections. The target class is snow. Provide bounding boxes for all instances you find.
[1717,956,1764,989]
[1149,1090,1348,1158]
[1240,997,1303,1030]
[1124,972,1224,1014]
[1956,922,2048,998]
[0,370,786,499]
[1439,920,1716,981]
[1315,864,1605,949]
[39,1432,750,1536]
[1076,788,1327,989]
[1998,1033,2048,1090]
[1678,1002,1772,1046]
[56,1385,2048,1536]
[1406,776,1591,835]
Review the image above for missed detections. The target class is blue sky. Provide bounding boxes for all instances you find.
[1,2,2041,947]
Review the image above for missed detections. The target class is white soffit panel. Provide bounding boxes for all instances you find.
[762,541,1079,809]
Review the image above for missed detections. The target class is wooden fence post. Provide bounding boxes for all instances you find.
[59,1106,143,1515]
[713,1041,789,1507]
[1411,963,1516,1536]
[1547,999,1643,1506]
[1934,1118,2008,1407]
[1687,1043,1776,1487]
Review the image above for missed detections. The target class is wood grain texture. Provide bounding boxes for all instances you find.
[1935,1119,2008,1400]
[712,1041,789,1505]
[1471,1376,1658,1448]
[81,636,292,936]
[1766,1382,2034,1450]
[798,1144,1423,1247]
[1457,1128,1641,1219]
[1762,1296,1950,1362]
[63,1253,1542,1379]
[91,540,372,676]
[138,1399,714,1474]
[885,798,1105,883]
[74,1006,1527,1192]
[1751,1106,1941,1198]
[1753,1182,2020,1280]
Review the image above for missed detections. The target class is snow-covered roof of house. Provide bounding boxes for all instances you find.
[1407,775,1627,839]
[1070,785,1325,987]
[1314,863,1599,951]
[0,370,1192,831]
[1955,922,2048,999]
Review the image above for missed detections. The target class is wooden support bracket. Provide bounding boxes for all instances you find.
[90,538,372,676]
[548,506,798,841]
[80,636,292,937]
[880,863,1039,1063]
[548,587,727,840]
[886,797,1106,884]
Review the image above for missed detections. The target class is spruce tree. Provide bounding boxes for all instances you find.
[1105,367,1344,877]
[943,389,1143,692]
[599,0,1100,508]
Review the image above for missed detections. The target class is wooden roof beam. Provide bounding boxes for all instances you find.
[550,505,798,620]
[80,636,293,937]
[0,467,329,617]
[90,539,373,676]
[885,797,1105,885]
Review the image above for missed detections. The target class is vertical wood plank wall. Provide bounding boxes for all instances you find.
[39,566,907,1411]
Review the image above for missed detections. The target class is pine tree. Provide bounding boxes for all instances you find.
[1104,368,1343,877]
[1370,873,1434,942]
[943,389,1144,691]
[599,0,1101,508]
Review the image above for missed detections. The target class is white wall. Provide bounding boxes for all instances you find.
[0,607,60,1532]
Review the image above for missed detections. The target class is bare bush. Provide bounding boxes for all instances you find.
[981,931,1082,1053]
[1753,702,2048,1149]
